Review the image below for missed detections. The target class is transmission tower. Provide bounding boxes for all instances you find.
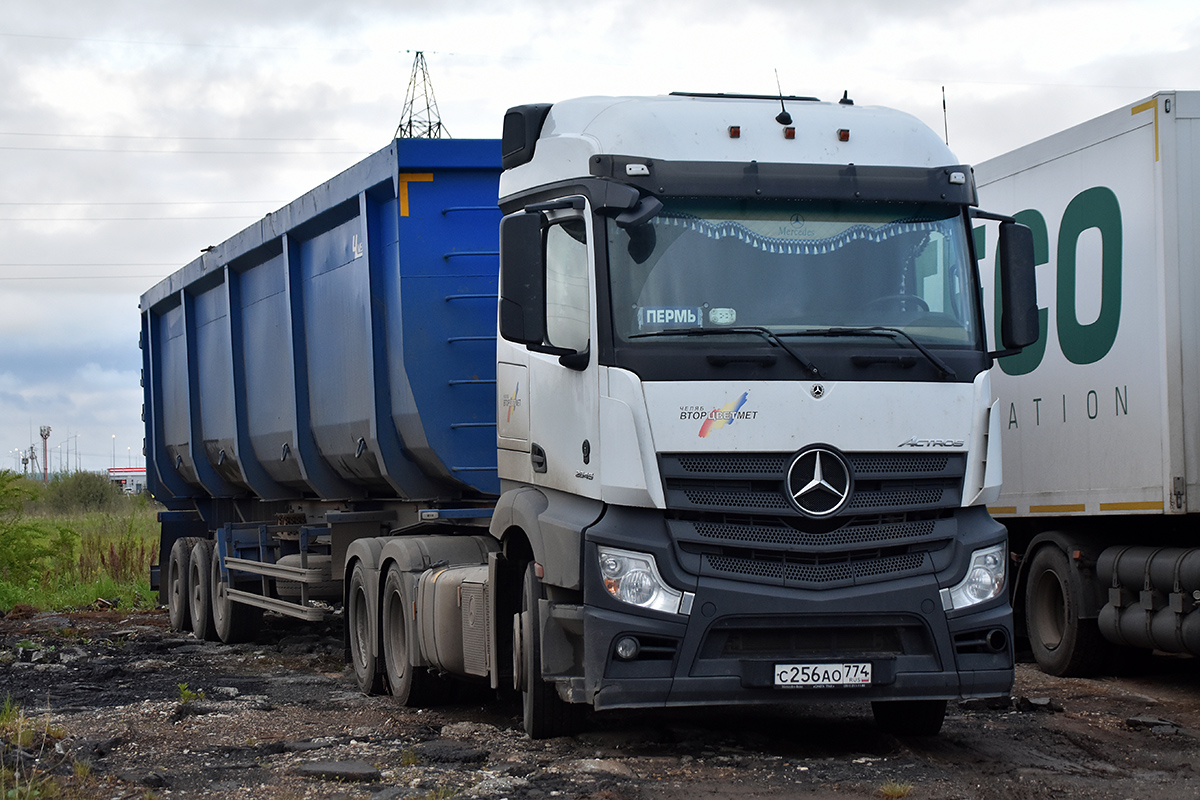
[394,51,450,140]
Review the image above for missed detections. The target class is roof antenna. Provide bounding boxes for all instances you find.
[774,69,792,126]
[941,85,950,146]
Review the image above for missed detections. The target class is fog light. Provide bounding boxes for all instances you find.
[614,636,640,660]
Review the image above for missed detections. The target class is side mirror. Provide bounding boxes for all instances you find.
[997,221,1039,351]
[498,212,545,345]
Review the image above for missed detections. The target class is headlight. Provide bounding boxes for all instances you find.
[942,543,1007,611]
[597,546,689,615]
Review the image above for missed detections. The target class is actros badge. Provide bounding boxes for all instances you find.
[786,445,853,518]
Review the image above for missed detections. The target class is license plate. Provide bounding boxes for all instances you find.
[774,662,872,688]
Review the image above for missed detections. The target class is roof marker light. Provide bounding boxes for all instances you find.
[784,127,795,139]
[837,129,850,142]
[729,125,741,138]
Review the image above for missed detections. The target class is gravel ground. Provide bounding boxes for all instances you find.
[2,605,1199,799]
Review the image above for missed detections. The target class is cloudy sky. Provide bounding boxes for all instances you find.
[2,0,1198,475]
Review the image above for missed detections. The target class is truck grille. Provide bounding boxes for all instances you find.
[661,451,965,518]
[661,451,962,590]
[703,550,928,585]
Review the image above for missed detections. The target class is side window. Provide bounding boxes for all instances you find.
[544,218,590,352]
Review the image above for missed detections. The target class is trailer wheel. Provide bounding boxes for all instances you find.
[210,544,262,644]
[188,540,219,642]
[348,561,385,695]
[381,564,452,706]
[166,536,202,632]
[1025,545,1105,676]
[872,699,947,736]
[519,562,581,739]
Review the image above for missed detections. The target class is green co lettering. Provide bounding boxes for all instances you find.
[986,186,1122,374]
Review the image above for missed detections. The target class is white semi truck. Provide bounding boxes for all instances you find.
[977,91,1200,675]
[145,92,1038,738]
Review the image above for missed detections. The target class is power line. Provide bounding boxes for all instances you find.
[0,131,343,142]
[0,275,170,281]
[0,215,262,222]
[0,31,366,53]
[0,197,283,203]
[0,263,176,267]
[0,145,366,154]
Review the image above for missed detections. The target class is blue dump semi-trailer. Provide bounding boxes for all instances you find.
[143,94,1038,738]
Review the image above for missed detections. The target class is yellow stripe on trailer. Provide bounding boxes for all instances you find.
[1029,503,1087,514]
[1099,500,1164,512]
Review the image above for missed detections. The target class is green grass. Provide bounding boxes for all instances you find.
[0,470,160,613]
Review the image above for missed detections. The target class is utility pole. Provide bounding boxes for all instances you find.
[39,425,50,484]
[394,51,450,140]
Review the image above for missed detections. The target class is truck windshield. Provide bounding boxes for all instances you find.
[608,199,980,348]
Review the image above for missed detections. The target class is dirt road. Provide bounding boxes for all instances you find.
[2,606,1198,799]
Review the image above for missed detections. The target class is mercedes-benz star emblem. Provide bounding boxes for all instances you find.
[785,445,852,517]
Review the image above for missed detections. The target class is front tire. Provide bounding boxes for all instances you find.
[348,561,385,695]
[518,563,581,738]
[1025,545,1106,676]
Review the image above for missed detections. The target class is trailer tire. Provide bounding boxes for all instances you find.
[211,546,262,644]
[348,561,385,695]
[1025,545,1106,676]
[188,540,219,642]
[519,562,581,739]
[381,564,452,706]
[167,536,202,632]
[872,699,947,736]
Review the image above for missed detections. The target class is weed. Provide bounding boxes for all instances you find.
[1,695,18,727]
[177,683,205,704]
[400,748,420,767]
[0,472,159,613]
[879,779,915,799]
[0,698,65,800]
[72,761,92,781]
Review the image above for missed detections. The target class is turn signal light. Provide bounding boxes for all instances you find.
[838,128,851,142]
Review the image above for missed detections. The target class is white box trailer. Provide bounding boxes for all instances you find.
[976,91,1200,674]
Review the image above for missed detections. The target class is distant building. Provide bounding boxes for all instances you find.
[108,466,146,494]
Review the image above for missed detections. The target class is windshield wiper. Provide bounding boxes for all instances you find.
[630,326,820,377]
[785,326,957,380]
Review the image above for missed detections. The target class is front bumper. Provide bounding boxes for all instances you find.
[544,504,1013,711]
[567,571,1012,711]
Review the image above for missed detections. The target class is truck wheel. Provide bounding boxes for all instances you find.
[211,544,262,644]
[519,562,581,739]
[1025,545,1105,676]
[382,564,452,706]
[348,561,385,695]
[188,539,219,642]
[872,699,947,736]
[166,536,202,632]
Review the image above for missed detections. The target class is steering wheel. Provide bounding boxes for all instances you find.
[860,294,930,314]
